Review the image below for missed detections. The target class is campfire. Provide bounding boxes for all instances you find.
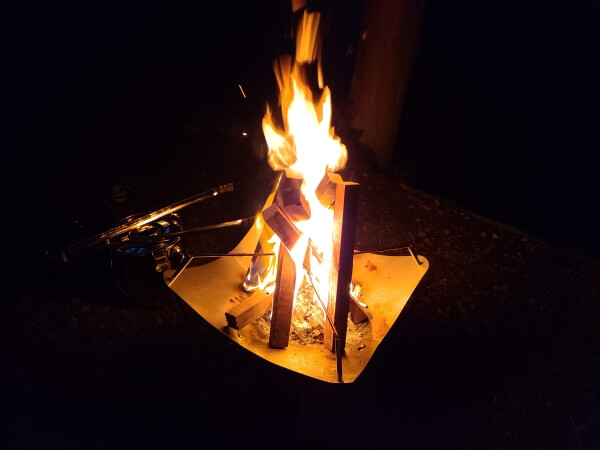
[238,11,358,359]
[164,11,429,383]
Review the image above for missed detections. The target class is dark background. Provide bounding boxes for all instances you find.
[4,0,600,261]
[395,0,600,262]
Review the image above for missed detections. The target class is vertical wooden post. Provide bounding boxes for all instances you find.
[348,0,425,169]
[269,244,297,348]
[324,181,360,353]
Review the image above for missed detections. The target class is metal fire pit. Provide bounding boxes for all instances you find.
[164,194,429,383]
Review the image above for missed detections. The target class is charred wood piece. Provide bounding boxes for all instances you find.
[269,245,296,348]
[262,204,302,251]
[275,169,311,220]
[225,291,274,330]
[315,172,343,208]
[349,296,369,324]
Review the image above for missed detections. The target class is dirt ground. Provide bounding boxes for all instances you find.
[3,118,600,450]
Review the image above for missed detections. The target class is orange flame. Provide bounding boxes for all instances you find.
[262,11,347,190]
[259,10,348,308]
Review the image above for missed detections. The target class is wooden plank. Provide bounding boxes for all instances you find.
[225,291,274,330]
[269,245,297,348]
[349,297,368,324]
[275,169,311,220]
[324,181,360,353]
[262,203,302,251]
[315,172,343,208]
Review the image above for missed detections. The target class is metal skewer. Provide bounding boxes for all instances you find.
[126,216,255,245]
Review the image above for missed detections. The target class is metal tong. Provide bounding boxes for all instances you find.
[55,183,240,262]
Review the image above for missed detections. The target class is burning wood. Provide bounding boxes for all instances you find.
[315,172,343,208]
[264,173,359,353]
[275,169,311,220]
[228,10,361,362]
[262,203,302,251]
[269,245,297,348]
[349,299,368,325]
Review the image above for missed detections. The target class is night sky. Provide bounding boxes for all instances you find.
[4,0,600,259]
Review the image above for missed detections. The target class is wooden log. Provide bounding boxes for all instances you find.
[269,245,297,348]
[324,181,360,353]
[349,296,368,324]
[315,172,343,208]
[225,291,274,330]
[262,203,302,251]
[275,169,311,220]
